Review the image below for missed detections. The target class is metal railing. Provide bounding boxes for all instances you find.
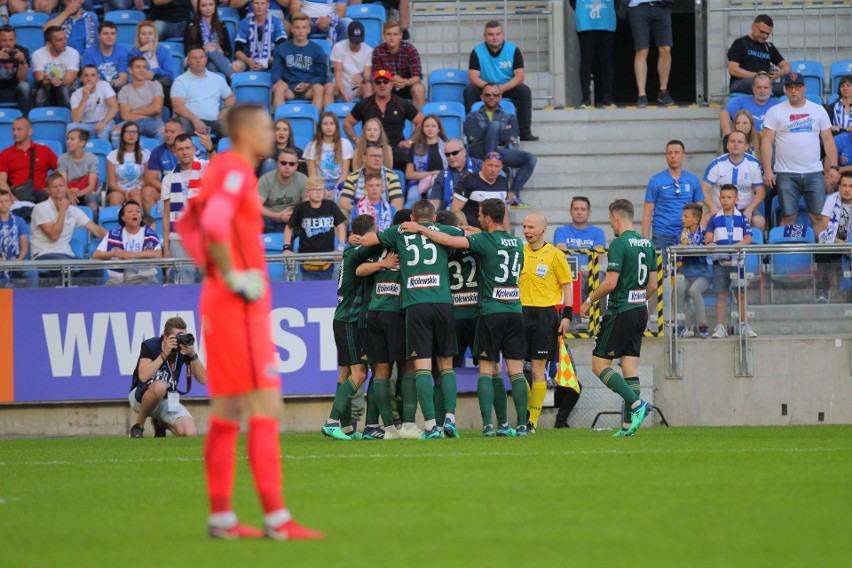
[411,0,560,106]
[0,252,343,287]
[705,1,852,103]
[667,242,852,377]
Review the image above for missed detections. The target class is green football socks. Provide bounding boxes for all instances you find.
[440,369,457,414]
[599,367,639,406]
[492,373,508,425]
[477,374,494,426]
[415,369,436,421]
[509,374,528,427]
[402,372,417,423]
[433,377,445,424]
[372,378,394,428]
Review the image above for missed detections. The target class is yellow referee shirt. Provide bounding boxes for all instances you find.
[520,242,573,307]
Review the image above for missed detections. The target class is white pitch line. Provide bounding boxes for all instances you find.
[0,446,849,467]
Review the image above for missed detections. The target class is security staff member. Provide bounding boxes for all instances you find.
[519,213,573,432]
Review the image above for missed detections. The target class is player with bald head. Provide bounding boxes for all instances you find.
[519,212,573,432]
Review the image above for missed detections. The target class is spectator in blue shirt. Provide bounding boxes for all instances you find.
[232,0,288,73]
[674,202,710,338]
[554,195,606,317]
[0,189,37,288]
[44,0,98,55]
[143,117,215,194]
[570,0,616,108]
[719,72,779,135]
[271,12,328,112]
[82,21,129,92]
[641,139,704,260]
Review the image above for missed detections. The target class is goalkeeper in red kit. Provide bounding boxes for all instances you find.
[176,104,323,541]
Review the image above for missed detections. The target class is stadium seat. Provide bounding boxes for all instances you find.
[9,13,48,51]
[273,104,320,149]
[160,43,185,77]
[139,136,160,152]
[346,4,386,48]
[768,225,816,302]
[37,139,64,158]
[231,72,272,107]
[69,228,89,259]
[29,107,72,151]
[422,101,465,140]
[0,108,23,125]
[830,60,852,95]
[403,119,414,141]
[99,205,122,233]
[218,137,231,152]
[217,7,240,21]
[104,10,146,46]
[325,102,357,141]
[84,139,112,157]
[770,195,810,230]
[744,228,764,280]
[218,9,240,60]
[262,233,286,281]
[471,100,517,116]
[429,69,469,106]
[788,60,825,104]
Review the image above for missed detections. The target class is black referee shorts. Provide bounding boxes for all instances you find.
[592,308,648,360]
[523,306,559,361]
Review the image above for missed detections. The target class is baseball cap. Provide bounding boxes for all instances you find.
[782,73,805,86]
[373,69,392,82]
[348,21,365,44]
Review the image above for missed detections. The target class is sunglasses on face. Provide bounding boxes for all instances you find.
[279,160,297,166]
[374,80,390,85]
[483,93,501,98]
[445,149,463,158]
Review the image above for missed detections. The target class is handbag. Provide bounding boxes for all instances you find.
[11,146,37,202]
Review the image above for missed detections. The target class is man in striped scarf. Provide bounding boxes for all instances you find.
[163,134,207,284]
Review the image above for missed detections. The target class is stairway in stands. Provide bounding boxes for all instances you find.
[513,106,722,240]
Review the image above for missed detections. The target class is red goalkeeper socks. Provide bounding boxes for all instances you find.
[204,416,240,514]
[247,415,285,514]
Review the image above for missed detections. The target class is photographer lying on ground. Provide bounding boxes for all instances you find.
[128,317,207,438]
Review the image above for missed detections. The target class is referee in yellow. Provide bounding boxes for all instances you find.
[520,213,574,432]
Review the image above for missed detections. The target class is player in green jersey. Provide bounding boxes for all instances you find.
[580,199,657,437]
[352,200,464,439]
[322,214,380,441]
[403,198,530,437]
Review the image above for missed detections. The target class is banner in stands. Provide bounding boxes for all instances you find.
[0,284,479,403]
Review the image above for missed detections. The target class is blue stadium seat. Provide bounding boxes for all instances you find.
[325,102,357,141]
[262,233,286,281]
[29,107,72,151]
[422,101,465,140]
[231,72,272,107]
[768,226,816,300]
[99,205,122,233]
[744,228,764,280]
[218,137,231,152]
[36,139,64,158]
[429,69,468,106]
[830,60,852,95]
[70,227,89,259]
[0,108,23,125]
[139,136,160,152]
[9,13,48,52]
[273,104,320,149]
[104,10,146,46]
[84,139,112,157]
[403,119,414,141]
[471,100,517,116]
[346,4,386,48]
[159,43,185,77]
[788,60,825,104]
[309,39,332,81]
[770,195,810,229]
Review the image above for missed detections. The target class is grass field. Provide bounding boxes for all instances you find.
[0,426,849,567]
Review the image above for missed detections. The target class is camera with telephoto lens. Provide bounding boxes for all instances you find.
[6,49,17,57]
[176,332,195,347]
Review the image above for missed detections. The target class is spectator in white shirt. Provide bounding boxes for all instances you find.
[68,64,119,142]
[324,20,373,107]
[32,25,80,108]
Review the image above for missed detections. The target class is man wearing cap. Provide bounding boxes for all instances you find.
[344,68,423,171]
[451,151,510,229]
[371,19,424,109]
[325,21,373,106]
[728,14,790,97]
[762,73,839,226]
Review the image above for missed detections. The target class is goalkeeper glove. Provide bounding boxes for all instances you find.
[224,269,267,302]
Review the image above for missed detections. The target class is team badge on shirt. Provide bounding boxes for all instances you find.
[224,171,244,194]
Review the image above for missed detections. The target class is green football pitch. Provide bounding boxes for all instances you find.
[1,426,849,567]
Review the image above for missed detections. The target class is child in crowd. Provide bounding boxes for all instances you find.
[57,128,100,214]
[304,111,353,198]
[355,172,395,231]
[675,202,710,338]
[0,189,35,288]
[705,184,755,338]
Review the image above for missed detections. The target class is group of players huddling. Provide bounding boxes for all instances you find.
[321,196,656,441]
